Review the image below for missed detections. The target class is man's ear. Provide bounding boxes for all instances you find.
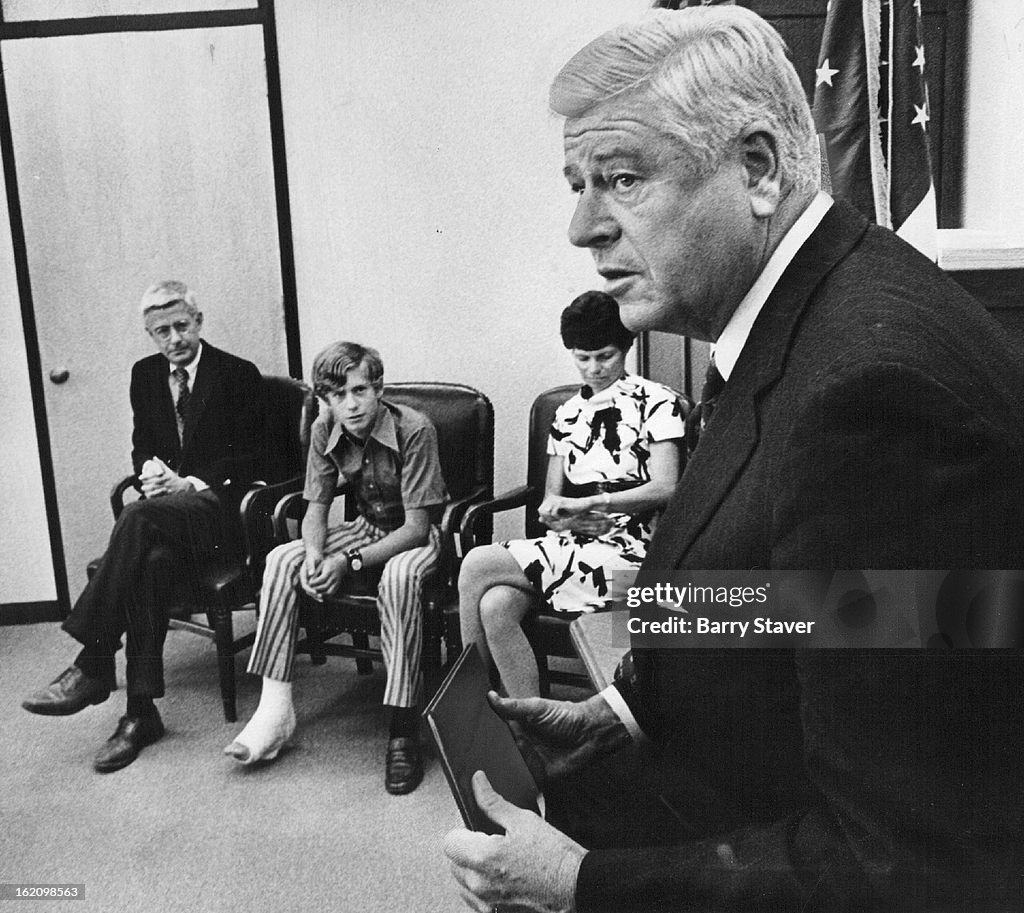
[740,125,783,219]
[195,311,204,330]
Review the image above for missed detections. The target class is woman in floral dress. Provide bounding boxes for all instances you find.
[458,291,684,696]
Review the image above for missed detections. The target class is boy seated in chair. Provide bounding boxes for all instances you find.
[225,341,448,794]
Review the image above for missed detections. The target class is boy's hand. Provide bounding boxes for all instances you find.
[302,553,349,600]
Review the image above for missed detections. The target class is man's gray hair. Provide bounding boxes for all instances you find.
[550,6,820,194]
[139,280,201,319]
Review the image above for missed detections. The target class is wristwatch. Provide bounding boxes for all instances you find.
[345,548,364,573]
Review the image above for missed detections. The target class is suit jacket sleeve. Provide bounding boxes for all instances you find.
[583,359,1024,912]
[188,355,264,489]
[130,359,168,478]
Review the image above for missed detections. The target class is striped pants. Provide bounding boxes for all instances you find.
[247,515,441,708]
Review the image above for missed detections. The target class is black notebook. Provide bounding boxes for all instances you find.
[423,645,540,834]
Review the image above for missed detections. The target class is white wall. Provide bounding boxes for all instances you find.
[276,0,648,534]
[944,0,1024,267]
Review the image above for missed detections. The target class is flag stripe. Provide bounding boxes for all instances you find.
[814,0,937,260]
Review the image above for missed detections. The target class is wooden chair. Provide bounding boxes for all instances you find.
[457,384,689,695]
[88,375,316,721]
[275,383,494,700]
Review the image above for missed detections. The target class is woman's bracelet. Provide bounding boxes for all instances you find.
[601,491,612,510]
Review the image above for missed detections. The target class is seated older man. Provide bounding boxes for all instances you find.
[23,281,263,773]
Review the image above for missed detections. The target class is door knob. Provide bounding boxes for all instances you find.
[49,367,70,384]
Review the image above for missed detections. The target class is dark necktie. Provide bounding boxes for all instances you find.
[174,367,190,440]
[686,357,726,455]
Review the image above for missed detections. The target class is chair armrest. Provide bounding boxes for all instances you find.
[430,484,493,587]
[440,483,492,539]
[239,476,305,576]
[271,479,361,541]
[110,474,141,520]
[459,484,538,552]
[271,490,306,542]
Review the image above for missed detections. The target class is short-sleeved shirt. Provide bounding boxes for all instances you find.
[304,400,448,532]
[547,374,685,485]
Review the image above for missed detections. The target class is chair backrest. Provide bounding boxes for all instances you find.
[524,385,578,538]
[260,375,317,485]
[383,382,494,506]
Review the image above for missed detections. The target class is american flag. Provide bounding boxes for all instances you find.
[813,0,937,260]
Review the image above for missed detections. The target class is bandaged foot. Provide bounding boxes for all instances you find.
[224,679,296,765]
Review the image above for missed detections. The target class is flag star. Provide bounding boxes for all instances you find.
[912,102,930,129]
[913,45,925,73]
[816,58,839,87]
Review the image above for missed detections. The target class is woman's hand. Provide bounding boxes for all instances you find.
[539,495,612,536]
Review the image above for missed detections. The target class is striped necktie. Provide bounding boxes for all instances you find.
[174,367,190,440]
[686,357,726,456]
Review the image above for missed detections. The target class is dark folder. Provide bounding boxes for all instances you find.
[423,645,540,834]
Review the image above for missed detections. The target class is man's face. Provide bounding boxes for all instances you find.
[323,362,383,441]
[562,95,764,341]
[145,302,203,367]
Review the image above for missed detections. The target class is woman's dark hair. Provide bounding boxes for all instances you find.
[560,290,635,352]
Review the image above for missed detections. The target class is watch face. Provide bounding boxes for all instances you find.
[349,552,363,571]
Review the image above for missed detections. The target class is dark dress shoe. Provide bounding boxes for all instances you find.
[94,712,165,773]
[21,667,111,716]
[385,736,424,795]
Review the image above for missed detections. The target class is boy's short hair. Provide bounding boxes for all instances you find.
[311,341,384,399]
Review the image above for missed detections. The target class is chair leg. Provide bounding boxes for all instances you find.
[212,606,238,723]
[443,603,464,669]
[352,632,373,675]
[535,648,552,699]
[305,596,327,665]
[421,601,443,698]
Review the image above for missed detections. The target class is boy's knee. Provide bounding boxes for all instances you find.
[378,563,424,603]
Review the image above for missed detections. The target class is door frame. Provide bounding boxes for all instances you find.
[0,0,301,623]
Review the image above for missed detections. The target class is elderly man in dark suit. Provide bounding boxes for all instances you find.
[23,280,263,772]
[444,7,1024,912]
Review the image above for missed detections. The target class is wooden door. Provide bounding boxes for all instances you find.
[3,23,288,602]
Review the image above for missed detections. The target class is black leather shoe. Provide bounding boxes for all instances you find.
[385,736,424,795]
[93,713,165,773]
[21,667,111,716]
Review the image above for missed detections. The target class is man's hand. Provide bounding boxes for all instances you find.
[444,771,585,913]
[490,691,630,786]
[301,553,348,601]
[139,457,194,498]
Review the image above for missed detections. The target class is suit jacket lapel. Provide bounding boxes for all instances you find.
[646,201,870,569]
[180,344,219,456]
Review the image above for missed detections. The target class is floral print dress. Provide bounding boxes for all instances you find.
[504,375,685,613]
